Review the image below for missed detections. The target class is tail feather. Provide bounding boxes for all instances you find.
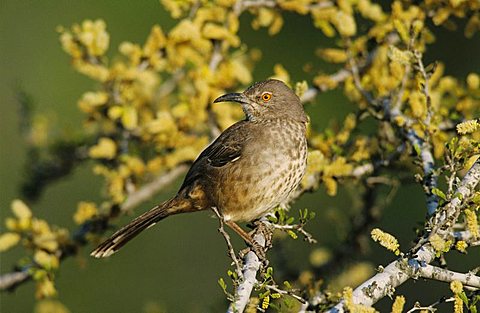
[91,198,189,258]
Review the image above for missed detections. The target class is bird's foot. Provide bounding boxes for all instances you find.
[239,243,269,269]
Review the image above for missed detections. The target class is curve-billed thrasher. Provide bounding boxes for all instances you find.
[91,79,308,258]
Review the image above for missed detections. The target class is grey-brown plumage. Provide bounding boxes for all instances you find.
[91,79,308,258]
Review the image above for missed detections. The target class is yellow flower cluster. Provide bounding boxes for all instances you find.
[455,240,468,253]
[429,233,452,255]
[457,119,480,135]
[342,287,377,313]
[391,295,405,313]
[303,114,376,196]
[73,202,99,225]
[58,7,259,205]
[0,200,69,298]
[307,0,480,162]
[464,209,479,239]
[450,280,464,313]
[371,228,400,255]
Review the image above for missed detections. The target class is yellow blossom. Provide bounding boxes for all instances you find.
[433,8,450,26]
[454,295,464,313]
[388,46,413,66]
[456,119,480,135]
[73,202,98,225]
[123,156,146,176]
[310,247,332,267]
[314,74,339,90]
[73,61,109,82]
[0,233,21,252]
[343,286,377,313]
[119,42,142,66]
[408,91,427,119]
[32,228,59,252]
[371,228,400,255]
[271,64,290,84]
[34,300,71,313]
[77,19,109,56]
[323,157,354,177]
[467,73,479,89]
[391,295,405,313]
[35,278,57,299]
[295,80,308,98]
[59,32,82,58]
[78,91,109,113]
[450,280,463,294]
[12,199,32,220]
[121,106,139,130]
[147,111,177,134]
[455,240,468,253]
[317,48,348,63]
[278,0,311,15]
[34,250,59,270]
[333,10,357,37]
[464,209,479,239]
[323,176,338,196]
[231,59,252,84]
[429,233,451,253]
[202,23,239,47]
[357,0,386,22]
[465,14,480,38]
[89,137,117,159]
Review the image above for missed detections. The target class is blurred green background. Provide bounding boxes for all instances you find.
[1,1,479,312]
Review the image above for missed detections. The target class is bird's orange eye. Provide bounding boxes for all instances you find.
[261,92,272,102]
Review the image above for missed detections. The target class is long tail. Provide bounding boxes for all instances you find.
[91,197,191,258]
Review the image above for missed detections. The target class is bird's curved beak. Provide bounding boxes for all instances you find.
[213,92,249,104]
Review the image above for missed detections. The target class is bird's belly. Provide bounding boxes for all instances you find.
[217,146,307,222]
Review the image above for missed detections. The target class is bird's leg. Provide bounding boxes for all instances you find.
[226,220,267,264]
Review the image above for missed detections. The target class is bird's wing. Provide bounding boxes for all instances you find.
[199,120,249,167]
[179,121,250,189]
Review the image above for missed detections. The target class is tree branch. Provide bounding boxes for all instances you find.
[325,159,480,312]
[227,221,269,313]
[0,271,31,291]
[121,165,188,213]
[0,164,189,292]
[416,264,480,289]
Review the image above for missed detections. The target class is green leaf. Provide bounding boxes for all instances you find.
[287,230,298,239]
[413,143,421,156]
[268,214,278,223]
[286,217,295,225]
[460,291,469,305]
[265,267,274,278]
[431,188,447,201]
[283,280,292,289]
[259,290,271,299]
[218,278,227,292]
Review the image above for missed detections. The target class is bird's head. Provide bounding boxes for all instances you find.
[214,79,307,123]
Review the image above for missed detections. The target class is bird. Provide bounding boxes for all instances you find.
[91,79,308,258]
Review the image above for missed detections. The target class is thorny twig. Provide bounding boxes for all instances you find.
[212,207,244,280]
[266,221,317,244]
[264,284,307,304]
[406,297,455,313]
